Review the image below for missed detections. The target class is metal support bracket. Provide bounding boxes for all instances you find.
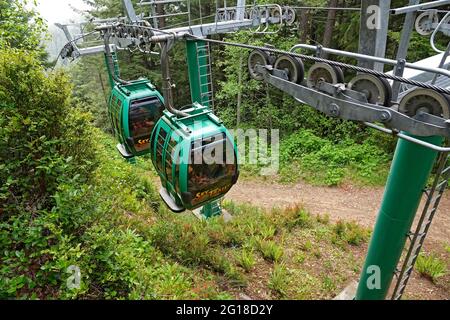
[255,64,450,139]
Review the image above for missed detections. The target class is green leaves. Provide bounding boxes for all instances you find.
[0,0,47,53]
[278,129,391,186]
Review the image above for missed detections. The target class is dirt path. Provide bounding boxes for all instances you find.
[226,179,450,245]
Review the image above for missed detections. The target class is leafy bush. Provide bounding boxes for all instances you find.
[0,48,99,216]
[257,239,284,263]
[332,221,371,246]
[0,48,101,299]
[279,129,391,186]
[416,253,447,283]
[236,249,256,273]
[268,264,290,297]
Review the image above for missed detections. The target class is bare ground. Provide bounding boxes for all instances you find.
[226,179,450,244]
[225,178,450,300]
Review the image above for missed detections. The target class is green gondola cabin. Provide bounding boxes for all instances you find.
[108,79,165,158]
[150,103,239,212]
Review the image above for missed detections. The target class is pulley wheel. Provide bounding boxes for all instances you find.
[248,8,259,20]
[332,65,345,83]
[126,26,135,37]
[348,74,392,106]
[415,11,439,36]
[274,54,304,84]
[260,8,269,18]
[142,29,153,41]
[217,12,226,22]
[399,88,450,119]
[248,50,270,81]
[307,63,343,89]
[271,7,282,20]
[227,10,236,20]
[283,6,296,26]
[115,27,123,38]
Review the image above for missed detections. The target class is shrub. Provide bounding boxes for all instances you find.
[0,48,98,216]
[332,221,370,246]
[416,253,447,283]
[236,249,256,272]
[268,264,290,297]
[278,129,390,186]
[258,239,284,263]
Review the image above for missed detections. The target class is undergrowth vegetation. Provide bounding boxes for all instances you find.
[278,130,392,186]
[238,127,392,186]
[416,253,448,283]
[0,47,371,299]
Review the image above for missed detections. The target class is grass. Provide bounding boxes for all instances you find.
[236,249,256,272]
[258,240,284,263]
[332,220,371,246]
[268,264,290,297]
[5,126,378,300]
[240,129,391,187]
[445,244,450,254]
[139,200,372,299]
[416,253,447,283]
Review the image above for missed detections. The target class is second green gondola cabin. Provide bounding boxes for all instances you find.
[108,79,165,158]
[150,103,239,212]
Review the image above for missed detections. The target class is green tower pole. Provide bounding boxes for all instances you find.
[355,133,443,300]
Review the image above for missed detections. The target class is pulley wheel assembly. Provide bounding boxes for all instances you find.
[283,6,296,26]
[399,88,450,119]
[415,11,439,36]
[274,54,304,84]
[248,50,270,80]
[307,62,344,89]
[348,74,392,106]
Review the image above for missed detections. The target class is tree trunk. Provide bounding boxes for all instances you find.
[156,4,166,28]
[298,10,310,43]
[322,0,338,53]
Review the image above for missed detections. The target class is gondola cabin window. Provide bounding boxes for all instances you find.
[188,133,237,207]
[129,97,164,152]
[155,128,168,174]
[110,95,121,138]
[165,136,179,184]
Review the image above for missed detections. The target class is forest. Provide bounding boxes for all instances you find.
[0,0,449,300]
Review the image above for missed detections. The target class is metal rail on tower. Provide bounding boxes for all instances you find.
[392,152,450,299]
[136,0,191,28]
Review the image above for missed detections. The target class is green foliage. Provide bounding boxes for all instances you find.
[0,48,99,215]
[268,263,290,297]
[445,244,450,254]
[257,240,284,263]
[236,249,256,272]
[0,48,98,298]
[316,214,330,225]
[416,253,447,283]
[279,129,391,186]
[332,221,371,246]
[0,0,47,52]
[69,56,111,132]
